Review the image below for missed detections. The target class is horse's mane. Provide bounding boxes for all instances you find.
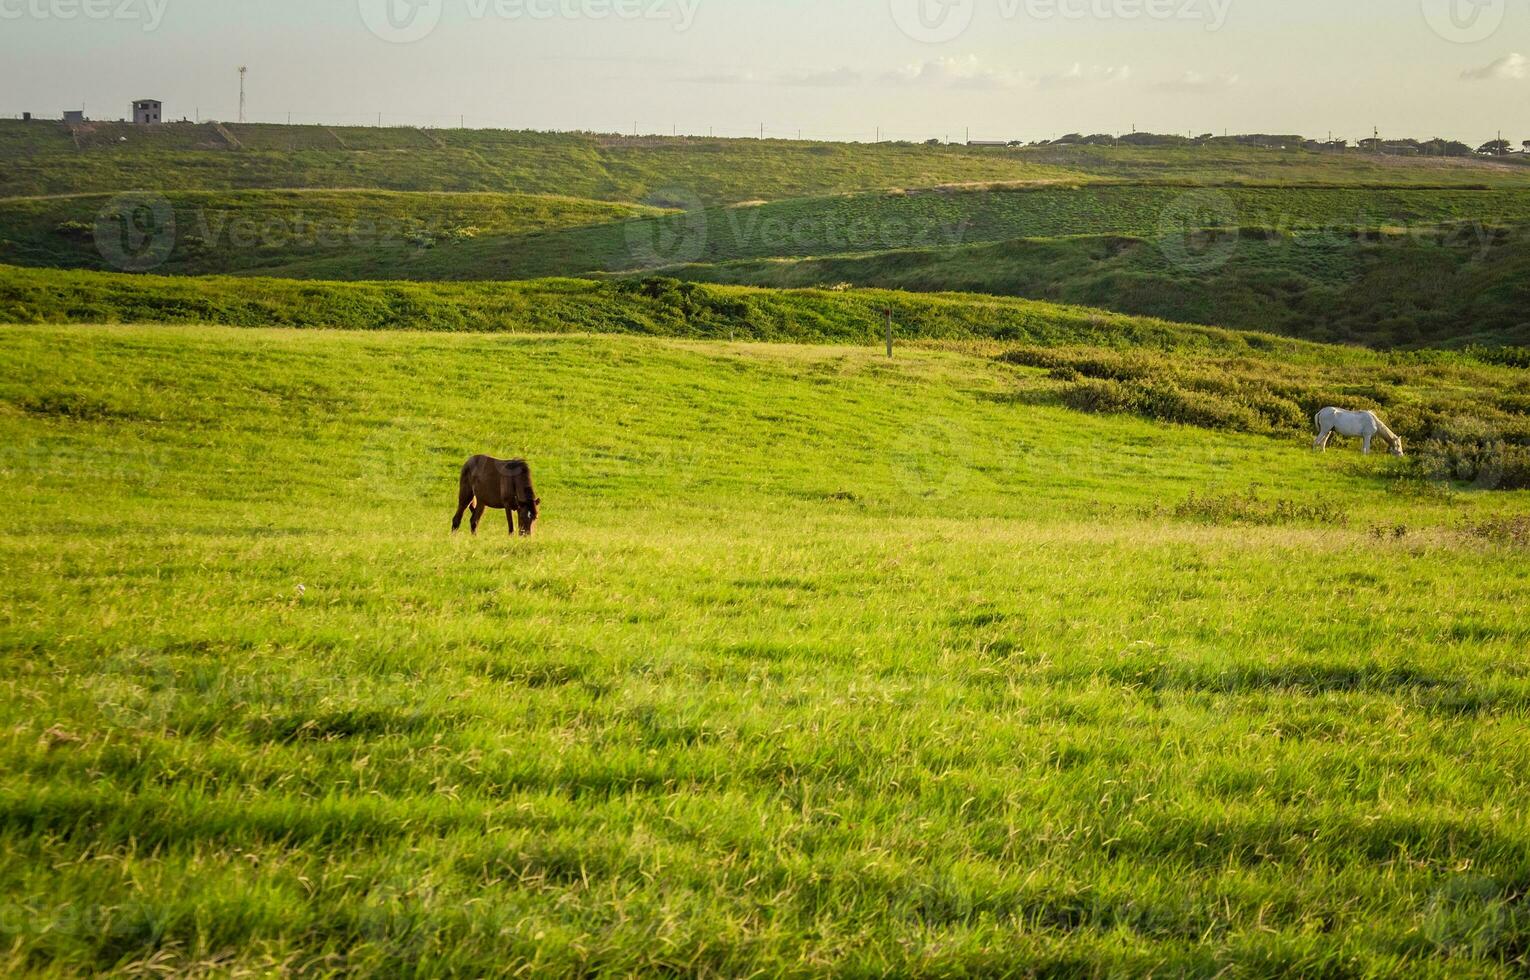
[1373,419,1401,445]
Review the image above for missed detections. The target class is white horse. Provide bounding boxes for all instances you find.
[1314,408,1405,457]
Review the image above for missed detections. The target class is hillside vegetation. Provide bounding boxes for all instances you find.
[5,123,1530,350]
[2,324,1529,975]
[5,121,1530,204]
[0,122,1078,204]
[221,185,1530,284]
[0,190,664,275]
[664,225,1530,349]
[3,264,1526,489]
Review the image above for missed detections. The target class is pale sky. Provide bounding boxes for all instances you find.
[1,0,1525,144]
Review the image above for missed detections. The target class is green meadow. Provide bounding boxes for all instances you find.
[3,122,1530,976]
[2,324,1529,976]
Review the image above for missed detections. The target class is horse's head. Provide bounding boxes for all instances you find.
[1390,438,1406,459]
[517,496,541,537]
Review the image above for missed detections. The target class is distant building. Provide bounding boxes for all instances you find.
[967,140,1009,147]
[133,99,162,125]
[63,110,85,124]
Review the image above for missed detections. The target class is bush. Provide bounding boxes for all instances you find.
[1060,377,1263,432]
[1460,515,1530,547]
[1414,419,1530,490]
[53,220,94,241]
[1149,489,1346,527]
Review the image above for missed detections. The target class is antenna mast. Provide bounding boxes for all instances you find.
[238,66,248,124]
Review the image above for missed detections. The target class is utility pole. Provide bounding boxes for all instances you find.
[885,308,894,358]
[238,66,247,124]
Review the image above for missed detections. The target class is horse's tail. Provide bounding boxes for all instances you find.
[459,460,477,509]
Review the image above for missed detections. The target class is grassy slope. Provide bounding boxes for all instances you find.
[2,325,1528,976]
[0,190,665,274]
[663,227,1530,349]
[6,123,1530,204]
[229,186,1530,283]
[1021,142,1530,185]
[2,263,1525,462]
[0,262,1406,357]
[0,122,1081,204]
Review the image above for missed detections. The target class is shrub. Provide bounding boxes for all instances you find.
[1414,419,1530,491]
[53,220,94,241]
[1459,515,1530,547]
[1060,378,1263,431]
[1149,489,1346,527]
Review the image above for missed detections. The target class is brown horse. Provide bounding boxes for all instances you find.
[453,457,541,537]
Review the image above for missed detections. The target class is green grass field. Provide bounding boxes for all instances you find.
[2,323,1528,976]
[3,121,1530,976]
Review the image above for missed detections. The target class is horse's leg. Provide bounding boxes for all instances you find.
[470,504,486,535]
[1315,426,1330,452]
[507,507,518,537]
[452,484,473,533]
[1362,434,1373,455]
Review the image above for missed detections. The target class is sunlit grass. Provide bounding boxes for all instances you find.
[1,326,1528,976]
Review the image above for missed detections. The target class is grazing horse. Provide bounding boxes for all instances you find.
[453,457,541,537]
[1314,408,1405,457]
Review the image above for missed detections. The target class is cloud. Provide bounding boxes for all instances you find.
[693,58,1130,93]
[884,57,1129,91]
[778,68,862,88]
[1037,63,1132,90]
[884,56,1025,90]
[1461,53,1528,81]
[691,70,758,85]
[1152,71,1240,93]
[690,67,861,87]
